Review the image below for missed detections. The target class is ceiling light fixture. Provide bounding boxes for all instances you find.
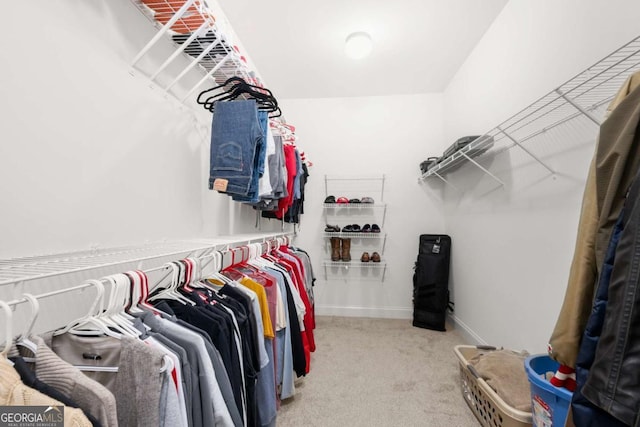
[344,32,373,60]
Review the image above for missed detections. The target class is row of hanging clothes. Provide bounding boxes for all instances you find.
[198,76,311,223]
[0,239,316,427]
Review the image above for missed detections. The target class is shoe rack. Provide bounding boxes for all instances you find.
[322,175,387,282]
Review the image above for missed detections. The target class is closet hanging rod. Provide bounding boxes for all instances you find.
[0,243,216,287]
[3,236,292,310]
[3,256,211,309]
[5,282,97,308]
[0,233,293,288]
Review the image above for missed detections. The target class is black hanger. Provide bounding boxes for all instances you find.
[197,76,279,113]
[205,80,278,112]
[196,76,244,106]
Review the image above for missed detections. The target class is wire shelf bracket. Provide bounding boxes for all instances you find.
[149,21,211,81]
[459,151,505,186]
[496,126,555,175]
[164,38,222,92]
[131,0,198,67]
[554,89,602,126]
[181,54,230,102]
[432,172,460,192]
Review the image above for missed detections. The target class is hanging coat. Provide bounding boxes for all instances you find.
[549,71,640,368]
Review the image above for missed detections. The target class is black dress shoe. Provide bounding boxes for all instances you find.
[371,224,381,233]
[351,224,361,232]
[324,195,336,203]
[342,225,354,232]
[361,224,371,233]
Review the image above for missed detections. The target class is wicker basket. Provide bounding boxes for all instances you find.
[454,345,532,427]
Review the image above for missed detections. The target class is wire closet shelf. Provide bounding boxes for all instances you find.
[129,0,265,105]
[420,35,640,185]
[322,261,388,282]
[0,233,291,288]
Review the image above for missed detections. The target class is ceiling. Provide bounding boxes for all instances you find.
[215,0,508,99]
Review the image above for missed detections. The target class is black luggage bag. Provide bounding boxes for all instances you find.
[419,156,442,174]
[442,136,480,158]
[412,234,452,331]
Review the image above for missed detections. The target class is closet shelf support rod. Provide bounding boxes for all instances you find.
[497,126,555,174]
[555,89,602,126]
[150,20,213,81]
[164,38,223,92]
[131,0,197,66]
[433,172,460,192]
[180,54,230,102]
[459,152,505,186]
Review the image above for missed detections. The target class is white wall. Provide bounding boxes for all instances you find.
[441,0,640,351]
[4,0,639,350]
[280,94,445,318]
[0,0,291,341]
[443,0,640,145]
[0,0,225,259]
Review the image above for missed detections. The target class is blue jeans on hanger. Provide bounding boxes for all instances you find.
[209,100,262,195]
[232,110,269,204]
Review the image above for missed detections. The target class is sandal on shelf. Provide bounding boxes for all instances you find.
[371,252,381,262]
[361,224,371,233]
[371,224,381,233]
[325,224,340,232]
[342,225,354,232]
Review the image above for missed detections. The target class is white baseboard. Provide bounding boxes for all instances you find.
[447,313,487,345]
[316,305,413,319]
[315,307,487,344]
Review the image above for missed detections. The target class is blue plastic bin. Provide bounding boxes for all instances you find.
[525,355,573,427]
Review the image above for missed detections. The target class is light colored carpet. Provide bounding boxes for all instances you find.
[276,316,480,427]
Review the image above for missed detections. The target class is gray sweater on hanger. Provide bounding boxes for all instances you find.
[11,334,118,427]
[44,332,166,427]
